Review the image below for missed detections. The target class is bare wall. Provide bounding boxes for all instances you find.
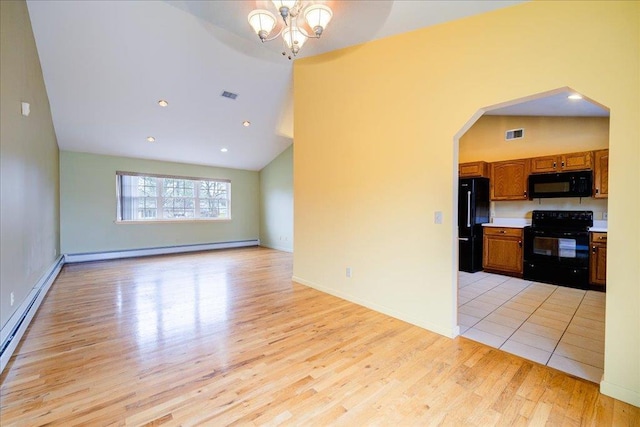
[0,0,60,329]
[259,145,293,252]
[60,151,259,254]
[293,1,639,406]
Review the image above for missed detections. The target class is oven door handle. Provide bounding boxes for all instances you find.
[528,229,587,237]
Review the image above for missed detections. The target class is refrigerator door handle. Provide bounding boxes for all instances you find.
[466,191,472,227]
[458,237,469,241]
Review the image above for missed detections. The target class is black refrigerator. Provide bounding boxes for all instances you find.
[458,177,490,272]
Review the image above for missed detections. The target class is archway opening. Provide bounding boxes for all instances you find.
[453,87,610,383]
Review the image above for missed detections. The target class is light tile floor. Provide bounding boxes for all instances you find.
[458,271,605,383]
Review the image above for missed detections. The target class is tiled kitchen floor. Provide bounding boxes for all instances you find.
[458,271,605,383]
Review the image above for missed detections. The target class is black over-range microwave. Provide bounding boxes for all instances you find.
[528,170,593,199]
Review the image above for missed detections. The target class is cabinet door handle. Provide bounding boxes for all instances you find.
[561,161,565,168]
[599,236,606,240]
[592,246,596,254]
[553,162,557,168]
[524,190,527,198]
[499,230,506,234]
[595,188,600,194]
[518,240,522,247]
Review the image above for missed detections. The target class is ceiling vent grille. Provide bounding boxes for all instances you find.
[221,91,238,100]
[505,128,524,141]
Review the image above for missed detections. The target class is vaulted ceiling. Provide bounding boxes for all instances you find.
[27,1,609,171]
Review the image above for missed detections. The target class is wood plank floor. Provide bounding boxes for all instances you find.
[1,247,638,426]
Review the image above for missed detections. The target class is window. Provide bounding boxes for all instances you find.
[116,172,230,222]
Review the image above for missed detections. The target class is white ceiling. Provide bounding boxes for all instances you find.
[26,0,606,172]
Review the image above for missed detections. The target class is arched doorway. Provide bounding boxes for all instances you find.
[454,87,610,383]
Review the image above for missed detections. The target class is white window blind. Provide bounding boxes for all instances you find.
[116,172,231,222]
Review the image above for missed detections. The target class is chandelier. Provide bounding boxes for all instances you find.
[248,1,333,60]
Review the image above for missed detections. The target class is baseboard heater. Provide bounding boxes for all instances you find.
[64,239,260,263]
[0,255,64,373]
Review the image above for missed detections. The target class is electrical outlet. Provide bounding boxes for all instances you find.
[603,212,608,220]
[346,267,352,278]
[10,292,14,306]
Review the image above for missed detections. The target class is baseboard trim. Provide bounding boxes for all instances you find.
[64,240,260,263]
[292,275,457,339]
[1,255,64,373]
[259,243,293,253]
[600,379,640,407]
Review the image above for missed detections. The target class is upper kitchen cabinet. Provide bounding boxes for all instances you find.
[563,151,593,171]
[490,159,530,200]
[459,161,489,178]
[530,151,593,174]
[593,149,609,198]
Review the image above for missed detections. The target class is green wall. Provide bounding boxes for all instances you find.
[0,0,60,329]
[60,151,259,254]
[259,145,293,252]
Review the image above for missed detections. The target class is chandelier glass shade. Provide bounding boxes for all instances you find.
[247,1,333,59]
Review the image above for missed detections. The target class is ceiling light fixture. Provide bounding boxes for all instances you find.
[248,1,333,60]
[158,100,168,107]
[568,94,583,100]
[146,136,156,142]
[221,148,228,152]
[243,120,251,127]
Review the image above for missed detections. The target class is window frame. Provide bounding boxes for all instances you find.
[116,171,231,223]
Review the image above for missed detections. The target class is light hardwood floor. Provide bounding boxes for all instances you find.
[1,247,638,425]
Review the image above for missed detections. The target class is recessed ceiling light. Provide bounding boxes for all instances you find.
[158,100,168,107]
[568,94,583,100]
[146,136,156,142]
[221,148,228,152]
[242,120,251,127]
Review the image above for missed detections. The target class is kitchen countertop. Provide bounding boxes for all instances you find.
[590,220,608,232]
[482,218,531,229]
[482,218,608,232]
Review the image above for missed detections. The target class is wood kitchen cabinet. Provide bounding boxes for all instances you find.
[483,227,524,277]
[490,159,530,201]
[593,149,609,198]
[590,232,607,289]
[459,161,489,178]
[529,151,593,174]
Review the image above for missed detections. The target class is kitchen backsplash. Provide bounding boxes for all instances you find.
[492,197,608,221]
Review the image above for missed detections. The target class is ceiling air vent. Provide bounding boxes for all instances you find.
[505,128,524,141]
[221,91,238,100]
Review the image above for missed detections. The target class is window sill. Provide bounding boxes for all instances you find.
[115,219,232,225]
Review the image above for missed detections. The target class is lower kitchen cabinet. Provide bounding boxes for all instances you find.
[590,232,607,289]
[483,227,524,277]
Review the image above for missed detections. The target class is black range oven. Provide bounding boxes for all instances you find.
[523,210,592,289]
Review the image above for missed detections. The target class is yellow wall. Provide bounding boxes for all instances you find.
[294,1,639,406]
[461,115,609,220]
[460,115,609,163]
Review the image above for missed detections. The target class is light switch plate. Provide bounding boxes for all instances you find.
[434,211,443,224]
[21,102,30,117]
